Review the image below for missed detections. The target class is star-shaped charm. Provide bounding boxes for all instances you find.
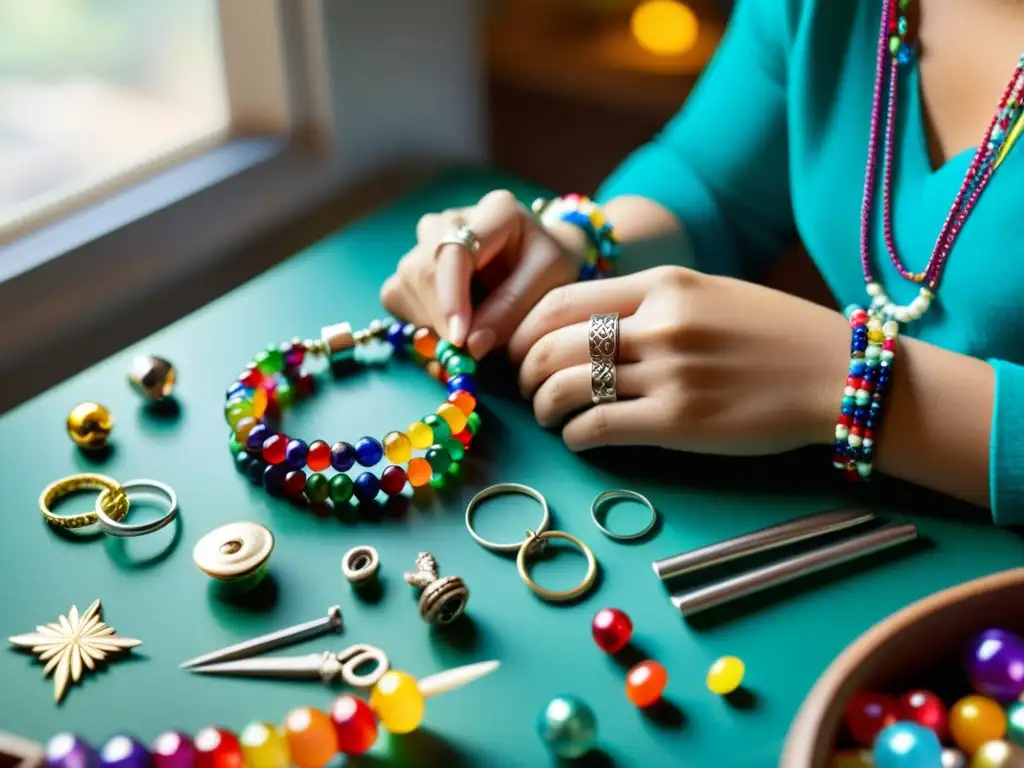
[8,599,141,703]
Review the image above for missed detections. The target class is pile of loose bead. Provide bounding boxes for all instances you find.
[224,321,481,505]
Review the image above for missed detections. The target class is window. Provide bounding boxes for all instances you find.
[0,0,229,242]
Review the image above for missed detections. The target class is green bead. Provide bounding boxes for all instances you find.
[1009,702,1024,746]
[466,411,481,436]
[446,461,462,481]
[305,473,330,503]
[889,35,900,55]
[434,338,455,362]
[275,381,295,409]
[329,474,354,504]
[429,473,448,490]
[898,0,910,9]
[225,398,253,427]
[256,347,285,375]
[445,438,465,462]
[425,444,452,474]
[423,414,451,443]
[445,355,476,376]
[229,435,244,455]
[438,347,457,367]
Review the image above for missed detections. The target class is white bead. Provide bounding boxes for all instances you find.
[866,282,882,297]
[871,295,888,309]
[882,321,899,337]
[907,306,921,321]
[867,317,883,332]
[883,303,897,317]
[894,308,910,323]
[833,460,847,470]
[880,350,895,362]
[863,438,874,449]
[865,346,881,360]
[857,462,872,477]
[844,386,856,397]
[848,434,863,448]
[910,296,930,315]
[835,425,850,441]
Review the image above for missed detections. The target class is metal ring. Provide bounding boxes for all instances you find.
[435,224,482,265]
[591,489,658,541]
[39,474,129,529]
[588,313,619,404]
[465,483,552,553]
[516,529,599,602]
[342,546,380,585]
[95,479,178,537]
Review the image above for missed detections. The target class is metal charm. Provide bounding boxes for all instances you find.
[404,552,469,626]
[128,356,176,401]
[342,546,380,586]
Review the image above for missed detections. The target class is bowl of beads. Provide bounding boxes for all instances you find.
[782,568,1024,767]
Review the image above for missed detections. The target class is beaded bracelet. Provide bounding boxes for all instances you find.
[224,320,481,505]
[832,306,900,481]
[531,194,620,280]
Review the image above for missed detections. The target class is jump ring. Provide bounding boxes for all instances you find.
[591,489,659,541]
[465,483,552,553]
[342,546,380,585]
[589,313,619,404]
[516,529,598,602]
[95,479,178,537]
[39,473,128,529]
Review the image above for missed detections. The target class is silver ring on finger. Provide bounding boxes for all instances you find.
[589,313,619,404]
[435,224,481,265]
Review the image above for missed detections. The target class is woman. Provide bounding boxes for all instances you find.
[380,0,1024,523]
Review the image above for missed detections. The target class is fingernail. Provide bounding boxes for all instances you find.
[447,316,468,346]
[468,328,496,359]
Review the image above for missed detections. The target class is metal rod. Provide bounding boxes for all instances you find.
[670,522,917,617]
[651,508,876,581]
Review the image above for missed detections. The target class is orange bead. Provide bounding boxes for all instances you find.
[625,660,667,708]
[426,361,443,381]
[413,328,438,358]
[448,390,476,415]
[407,457,432,487]
[283,707,337,768]
[251,387,269,419]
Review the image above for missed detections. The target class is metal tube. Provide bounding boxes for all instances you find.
[670,522,917,617]
[651,508,876,581]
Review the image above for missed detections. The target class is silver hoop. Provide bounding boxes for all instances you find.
[465,483,552,553]
[591,489,658,541]
[342,546,380,585]
[95,479,178,537]
[589,313,619,404]
[435,225,481,264]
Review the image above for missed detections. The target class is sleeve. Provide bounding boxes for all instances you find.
[988,360,1024,525]
[595,0,800,280]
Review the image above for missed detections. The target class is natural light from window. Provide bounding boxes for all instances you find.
[0,0,229,241]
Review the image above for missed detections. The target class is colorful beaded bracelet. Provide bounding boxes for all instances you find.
[224,320,481,505]
[832,306,900,481]
[531,194,620,280]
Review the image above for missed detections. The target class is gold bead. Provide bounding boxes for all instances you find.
[128,355,176,400]
[66,402,114,450]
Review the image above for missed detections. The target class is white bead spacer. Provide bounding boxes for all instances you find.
[844,386,856,397]
[862,438,874,449]
[883,303,897,317]
[866,282,882,297]
[880,350,895,362]
[321,322,354,356]
[894,308,910,323]
[882,321,900,337]
[856,462,872,477]
[835,425,850,440]
[867,317,883,332]
[848,434,863,448]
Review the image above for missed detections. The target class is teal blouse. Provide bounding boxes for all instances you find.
[596,0,1024,525]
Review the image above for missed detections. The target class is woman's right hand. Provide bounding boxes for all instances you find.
[379,189,586,359]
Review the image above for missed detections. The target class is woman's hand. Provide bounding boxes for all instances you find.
[509,266,852,455]
[380,190,586,359]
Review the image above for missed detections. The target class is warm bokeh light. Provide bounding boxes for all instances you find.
[630,0,700,56]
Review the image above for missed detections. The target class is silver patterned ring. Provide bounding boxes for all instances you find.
[435,224,482,265]
[591,489,659,541]
[95,479,178,537]
[589,313,619,404]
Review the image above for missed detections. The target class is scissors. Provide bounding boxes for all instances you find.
[187,643,389,688]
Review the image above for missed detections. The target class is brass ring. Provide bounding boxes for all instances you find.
[516,529,599,602]
[39,474,129,529]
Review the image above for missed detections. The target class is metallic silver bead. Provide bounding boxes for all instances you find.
[404,552,469,626]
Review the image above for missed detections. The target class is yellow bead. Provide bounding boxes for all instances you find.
[234,416,258,443]
[972,740,1024,768]
[436,403,467,434]
[240,722,290,768]
[66,402,114,450]
[407,421,432,450]
[706,656,745,695]
[827,750,873,768]
[370,670,425,735]
[950,695,1007,754]
[383,431,413,463]
[867,330,884,343]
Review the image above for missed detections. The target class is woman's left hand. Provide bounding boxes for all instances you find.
[508,266,852,456]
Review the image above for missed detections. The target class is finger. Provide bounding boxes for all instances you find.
[532,363,647,428]
[380,274,432,327]
[396,253,447,333]
[562,397,666,452]
[435,190,523,345]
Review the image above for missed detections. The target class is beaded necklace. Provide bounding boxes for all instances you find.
[859,0,1024,323]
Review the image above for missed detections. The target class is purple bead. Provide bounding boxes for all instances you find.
[150,733,194,768]
[245,423,270,454]
[331,441,355,472]
[47,734,99,768]
[447,374,476,395]
[284,438,309,468]
[965,628,1024,701]
[282,341,305,368]
[99,736,151,768]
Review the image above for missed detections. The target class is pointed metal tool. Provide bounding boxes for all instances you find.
[188,643,388,688]
[180,605,342,669]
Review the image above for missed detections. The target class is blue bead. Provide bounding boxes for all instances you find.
[841,403,855,415]
[331,442,355,471]
[896,43,914,65]
[354,436,384,467]
[447,374,477,395]
[834,439,848,451]
[247,458,267,483]
[226,382,251,401]
[850,362,868,376]
[873,722,942,768]
[401,323,417,348]
[866,419,878,429]
[353,472,380,503]
[387,322,406,351]
[285,439,309,469]
[852,326,868,336]
[854,408,868,421]
[246,423,270,454]
[263,464,288,495]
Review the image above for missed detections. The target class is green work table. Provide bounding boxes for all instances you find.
[3,167,1022,767]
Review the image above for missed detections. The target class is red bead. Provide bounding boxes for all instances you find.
[847,376,863,390]
[849,310,868,327]
[296,373,316,398]
[860,381,874,393]
[849,426,863,437]
[283,470,307,497]
[882,339,896,351]
[193,728,243,768]
[454,429,472,449]
[240,368,262,388]
[592,608,633,653]
[262,434,288,464]
[380,465,407,496]
[897,689,947,739]
[837,414,852,427]
[329,694,378,755]
[844,691,898,746]
[625,660,668,708]
[307,440,332,471]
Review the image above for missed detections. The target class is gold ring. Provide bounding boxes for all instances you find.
[39,474,129,529]
[516,529,599,602]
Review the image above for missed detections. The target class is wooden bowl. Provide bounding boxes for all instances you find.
[781,568,1024,767]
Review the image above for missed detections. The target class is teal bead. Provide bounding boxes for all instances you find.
[466,411,481,436]
[425,444,452,474]
[1008,702,1024,746]
[434,338,455,362]
[275,381,295,409]
[854,391,870,406]
[329,474,354,504]
[438,346,457,367]
[445,355,476,376]
[229,436,244,455]
[843,304,862,319]
[445,437,465,462]
[537,696,597,759]
[256,347,285,375]
[305,473,330,503]
[842,396,855,408]
[424,414,451,443]
[897,16,907,36]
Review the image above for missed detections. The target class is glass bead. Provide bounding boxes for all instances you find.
[400,323,417,349]
[386,322,406,351]
[247,458,267,483]
[283,341,305,369]
[897,690,948,740]
[445,355,476,376]
[437,403,468,434]
[284,439,309,469]
[295,373,316,399]
[438,346,457,367]
[282,707,338,768]
[380,465,407,496]
[407,421,433,449]
[965,629,1024,701]
[407,457,432,487]
[447,374,476,395]
[256,348,285,375]
[233,418,258,445]
[426,361,443,381]
[283,471,307,498]
[331,442,355,472]
[193,728,242,768]
[434,338,455,362]
[235,451,251,473]
[536,696,597,759]
[445,438,465,462]
[47,734,99,768]
[226,399,253,428]
[446,461,462,481]
[429,472,448,490]
[353,472,380,503]
[246,423,270,454]
[329,695,378,755]
[466,411,481,436]
[625,660,667,708]
[99,736,150,768]
[262,434,288,465]
[305,473,329,503]
[454,429,473,449]
[448,390,476,415]
[425,445,452,474]
[896,44,913,65]
[354,437,384,467]
[263,464,288,495]
[845,692,898,747]
[239,723,289,768]
[329,474,354,505]
[423,414,451,443]
[827,749,873,768]
[274,381,295,409]
[251,387,269,419]
[592,608,632,653]
[226,382,249,401]
[949,695,1006,754]
[307,440,332,471]
[369,670,425,735]
[383,431,413,463]
[706,656,745,695]
[872,722,942,768]
[413,327,438,358]
[240,368,262,388]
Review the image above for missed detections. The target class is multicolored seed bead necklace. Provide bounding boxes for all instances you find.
[225,320,480,505]
[859,0,1024,323]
